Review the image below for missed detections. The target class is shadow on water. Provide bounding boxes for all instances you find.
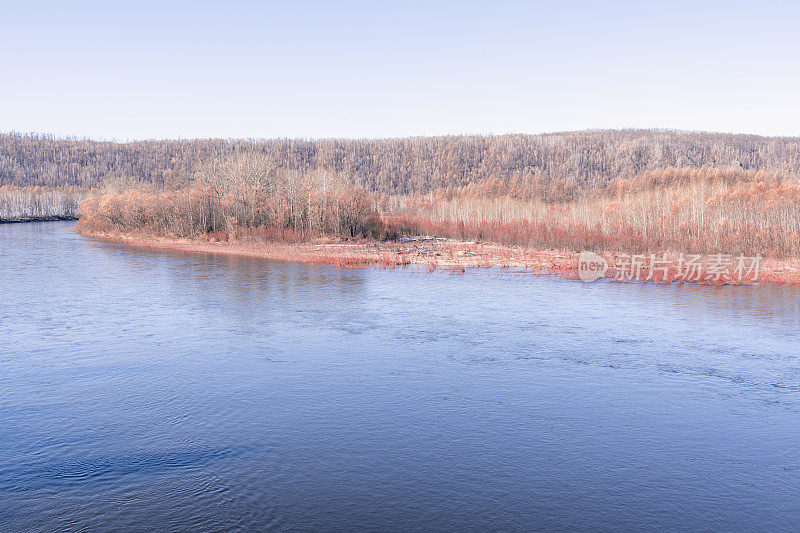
[0,445,257,493]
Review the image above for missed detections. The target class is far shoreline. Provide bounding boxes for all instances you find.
[1,216,78,224]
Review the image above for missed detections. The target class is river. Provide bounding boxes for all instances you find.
[2,221,800,531]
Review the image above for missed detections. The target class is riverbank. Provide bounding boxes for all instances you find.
[77,228,577,272]
[77,228,800,284]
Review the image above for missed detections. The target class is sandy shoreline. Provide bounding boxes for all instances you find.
[77,229,578,272]
[77,229,800,285]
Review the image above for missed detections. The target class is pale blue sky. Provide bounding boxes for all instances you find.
[1,0,798,140]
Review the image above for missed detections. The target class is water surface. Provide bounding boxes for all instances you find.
[2,221,800,531]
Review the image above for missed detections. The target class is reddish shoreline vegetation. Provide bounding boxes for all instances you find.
[74,158,800,284]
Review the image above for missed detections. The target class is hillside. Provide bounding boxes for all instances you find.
[3,130,799,194]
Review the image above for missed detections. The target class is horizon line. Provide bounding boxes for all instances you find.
[2,127,799,144]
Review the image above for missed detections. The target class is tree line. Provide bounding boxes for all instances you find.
[3,130,800,195]
[0,186,84,222]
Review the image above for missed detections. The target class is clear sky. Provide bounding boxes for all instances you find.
[1,0,798,140]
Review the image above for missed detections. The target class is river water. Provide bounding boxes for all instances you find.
[2,221,800,531]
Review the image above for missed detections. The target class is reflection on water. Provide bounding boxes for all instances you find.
[2,221,800,531]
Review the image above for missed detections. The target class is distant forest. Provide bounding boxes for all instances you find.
[3,130,800,195]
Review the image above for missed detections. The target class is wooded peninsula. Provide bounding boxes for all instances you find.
[3,129,799,282]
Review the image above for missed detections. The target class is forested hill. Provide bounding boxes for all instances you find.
[2,130,799,193]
